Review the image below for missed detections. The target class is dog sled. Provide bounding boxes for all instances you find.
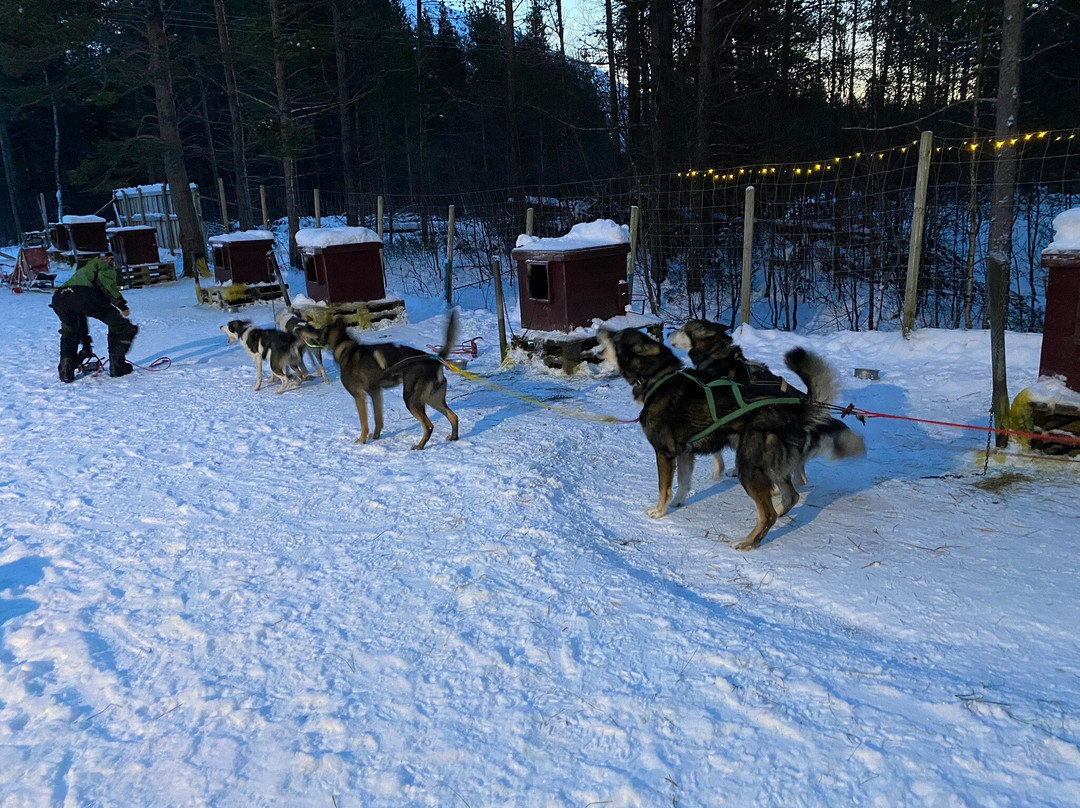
[0,232,57,293]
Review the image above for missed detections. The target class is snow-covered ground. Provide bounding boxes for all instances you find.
[1,263,1079,807]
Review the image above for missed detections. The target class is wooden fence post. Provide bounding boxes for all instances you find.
[627,205,640,301]
[191,185,205,245]
[445,204,456,305]
[740,186,755,326]
[902,130,934,338]
[217,177,230,232]
[259,185,269,230]
[493,255,508,362]
[160,185,177,253]
[377,195,386,278]
[526,207,535,237]
[135,187,150,228]
[313,189,321,228]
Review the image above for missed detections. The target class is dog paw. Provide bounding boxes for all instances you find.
[732,537,759,551]
[645,507,667,519]
[354,436,367,444]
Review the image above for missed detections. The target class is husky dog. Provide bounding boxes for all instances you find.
[599,326,853,550]
[274,309,330,384]
[220,319,304,394]
[670,319,865,484]
[318,312,460,450]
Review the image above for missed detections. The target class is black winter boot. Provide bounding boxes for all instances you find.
[58,358,76,383]
[108,356,134,377]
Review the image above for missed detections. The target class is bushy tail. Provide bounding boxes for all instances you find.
[817,417,866,459]
[784,347,837,405]
[438,310,459,361]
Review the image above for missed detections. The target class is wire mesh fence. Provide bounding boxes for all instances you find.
[199,129,1080,333]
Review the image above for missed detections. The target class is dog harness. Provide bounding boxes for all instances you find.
[640,369,806,443]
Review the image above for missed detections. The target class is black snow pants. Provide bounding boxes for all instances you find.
[50,286,138,362]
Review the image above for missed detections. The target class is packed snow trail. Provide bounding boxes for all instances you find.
[1,275,1079,807]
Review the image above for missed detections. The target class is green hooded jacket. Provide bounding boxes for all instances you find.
[63,257,128,310]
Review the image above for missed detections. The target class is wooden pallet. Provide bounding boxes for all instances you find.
[295,298,407,330]
[119,262,176,289]
[198,282,286,310]
[1028,400,1080,456]
[513,322,664,373]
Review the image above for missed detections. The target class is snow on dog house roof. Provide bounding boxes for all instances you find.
[1045,208,1080,253]
[106,225,156,233]
[60,214,107,225]
[514,219,629,253]
[295,226,382,250]
[208,229,275,246]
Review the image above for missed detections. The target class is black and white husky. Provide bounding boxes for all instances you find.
[274,310,330,384]
[220,319,304,394]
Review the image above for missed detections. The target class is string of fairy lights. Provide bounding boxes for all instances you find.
[677,129,1080,182]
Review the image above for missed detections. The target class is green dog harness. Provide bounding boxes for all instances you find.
[640,370,806,443]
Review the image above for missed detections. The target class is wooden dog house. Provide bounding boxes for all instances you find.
[1039,247,1080,391]
[108,226,159,266]
[51,215,109,265]
[296,226,385,304]
[209,230,276,285]
[511,241,631,332]
[107,225,176,288]
[1008,209,1080,456]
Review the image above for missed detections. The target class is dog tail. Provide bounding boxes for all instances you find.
[784,347,837,405]
[437,310,459,361]
[811,417,866,460]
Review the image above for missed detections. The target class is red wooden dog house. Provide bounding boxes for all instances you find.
[208,230,276,285]
[107,225,176,288]
[296,226,385,303]
[108,226,159,267]
[52,215,109,265]
[1040,247,1080,392]
[511,238,630,332]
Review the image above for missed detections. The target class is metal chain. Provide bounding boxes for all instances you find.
[981,406,994,475]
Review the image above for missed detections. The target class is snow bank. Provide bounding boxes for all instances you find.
[515,218,629,250]
[290,293,327,308]
[1045,208,1080,252]
[60,214,106,225]
[208,229,275,245]
[295,226,381,250]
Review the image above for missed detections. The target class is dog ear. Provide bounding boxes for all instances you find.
[698,321,728,339]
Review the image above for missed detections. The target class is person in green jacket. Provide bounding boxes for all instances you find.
[50,253,139,382]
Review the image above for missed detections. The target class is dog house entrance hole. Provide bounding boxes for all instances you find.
[527,262,550,302]
[303,253,321,285]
